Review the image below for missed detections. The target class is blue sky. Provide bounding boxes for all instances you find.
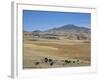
[23,10,91,31]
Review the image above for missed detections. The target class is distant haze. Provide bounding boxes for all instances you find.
[23,10,91,31]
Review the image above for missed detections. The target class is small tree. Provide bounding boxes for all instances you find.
[77,35,80,40]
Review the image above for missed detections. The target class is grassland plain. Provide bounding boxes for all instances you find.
[23,38,90,69]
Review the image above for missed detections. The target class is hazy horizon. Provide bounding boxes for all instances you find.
[23,10,91,31]
[24,24,90,32]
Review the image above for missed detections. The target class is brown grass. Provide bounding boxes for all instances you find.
[23,39,90,69]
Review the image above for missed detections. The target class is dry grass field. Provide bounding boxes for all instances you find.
[23,38,90,69]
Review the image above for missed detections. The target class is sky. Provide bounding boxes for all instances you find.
[23,10,91,31]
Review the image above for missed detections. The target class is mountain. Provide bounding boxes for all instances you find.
[24,24,90,40]
[43,24,90,40]
[32,30,42,32]
[46,24,90,32]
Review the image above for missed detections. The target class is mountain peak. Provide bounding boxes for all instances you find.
[61,24,79,29]
[49,24,89,31]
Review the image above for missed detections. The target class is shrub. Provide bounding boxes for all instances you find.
[50,62,54,66]
[44,57,48,62]
[65,60,71,64]
[35,62,40,65]
[73,61,75,63]
[48,59,52,62]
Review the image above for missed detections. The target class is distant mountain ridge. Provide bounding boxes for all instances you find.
[46,24,90,32]
[24,24,90,40]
